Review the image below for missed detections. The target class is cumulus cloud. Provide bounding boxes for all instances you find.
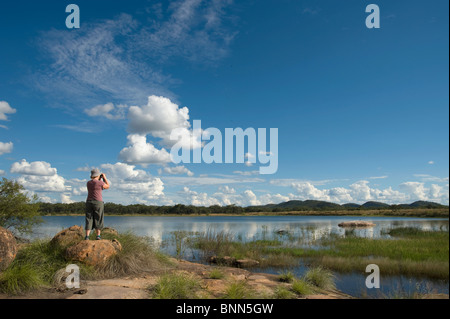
[99,162,165,203]
[0,101,16,121]
[9,160,69,196]
[127,95,202,149]
[117,95,205,166]
[119,134,172,165]
[17,174,66,193]
[0,142,13,155]
[178,185,293,207]
[10,159,57,176]
[0,101,15,154]
[287,179,448,205]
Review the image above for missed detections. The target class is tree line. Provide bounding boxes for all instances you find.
[37,201,448,216]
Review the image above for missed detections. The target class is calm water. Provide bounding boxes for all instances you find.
[32,215,449,298]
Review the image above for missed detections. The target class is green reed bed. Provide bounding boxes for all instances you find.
[191,227,449,280]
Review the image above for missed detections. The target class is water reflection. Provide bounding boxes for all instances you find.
[33,215,449,246]
[31,215,449,298]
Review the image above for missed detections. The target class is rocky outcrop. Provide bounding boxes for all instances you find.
[209,256,259,268]
[0,226,17,271]
[338,221,376,228]
[51,225,84,248]
[236,259,260,268]
[65,239,122,266]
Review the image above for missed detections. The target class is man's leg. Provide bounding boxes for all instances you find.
[93,201,104,239]
[85,201,94,239]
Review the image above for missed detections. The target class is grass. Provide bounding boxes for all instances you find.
[0,231,172,295]
[222,281,256,299]
[95,231,171,278]
[208,268,225,279]
[191,227,449,281]
[150,272,201,299]
[291,278,315,296]
[305,228,449,279]
[303,266,336,290]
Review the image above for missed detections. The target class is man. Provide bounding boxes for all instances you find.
[85,168,110,240]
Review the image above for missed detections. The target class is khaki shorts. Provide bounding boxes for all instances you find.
[85,200,104,231]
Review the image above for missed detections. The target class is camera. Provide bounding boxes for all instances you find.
[99,174,104,180]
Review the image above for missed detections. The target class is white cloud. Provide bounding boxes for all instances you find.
[159,165,194,176]
[399,182,428,201]
[0,101,16,121]
[61,193,75,204]
[35,0,236,108]
[413,174,449,183]
[10,159,57,176]
[119,134,171,165]
[127,95,202,149]
[0,142,13,155]
[17,174,66,193]
[85,103,127,120]
[99,162,165,203]
[218,185,236,194]
[100,162,149,181]
[287,179,447,205]
[292,182,331,201]
[428,161,435,165]
[233,170,260,176]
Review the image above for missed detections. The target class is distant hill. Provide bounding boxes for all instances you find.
[361,201,390,209]
[247,199,448,211]
[408,201,447,208]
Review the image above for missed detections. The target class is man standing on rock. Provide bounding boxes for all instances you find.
[85,168,110,240]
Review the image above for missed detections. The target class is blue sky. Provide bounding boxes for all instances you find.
[0,0,448,206]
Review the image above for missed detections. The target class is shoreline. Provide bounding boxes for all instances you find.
[40,209,449,218]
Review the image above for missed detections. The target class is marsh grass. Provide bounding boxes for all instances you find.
[303,266,336,290]
[307,228,449,279]
[191,227,449,280]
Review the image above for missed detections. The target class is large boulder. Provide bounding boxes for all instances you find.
[65,239,122,266]
[0,226,18,271]
[51,225,84,248]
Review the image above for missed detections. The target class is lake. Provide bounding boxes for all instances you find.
[31,215,449,298]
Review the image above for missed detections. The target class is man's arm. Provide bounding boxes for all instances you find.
[101,174,110,190]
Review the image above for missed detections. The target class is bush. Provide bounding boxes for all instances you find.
[0,178,42,235]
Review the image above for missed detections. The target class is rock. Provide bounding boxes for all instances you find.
[338,221,376,228]
[65,239,122,266]
[236,259,260,268]
[276,229,288,235]
[209,256,237,266]
[209,256,260,268]
[0,226,18,271]
[51,225,84,248]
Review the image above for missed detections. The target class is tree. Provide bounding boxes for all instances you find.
[0,178,42,235]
